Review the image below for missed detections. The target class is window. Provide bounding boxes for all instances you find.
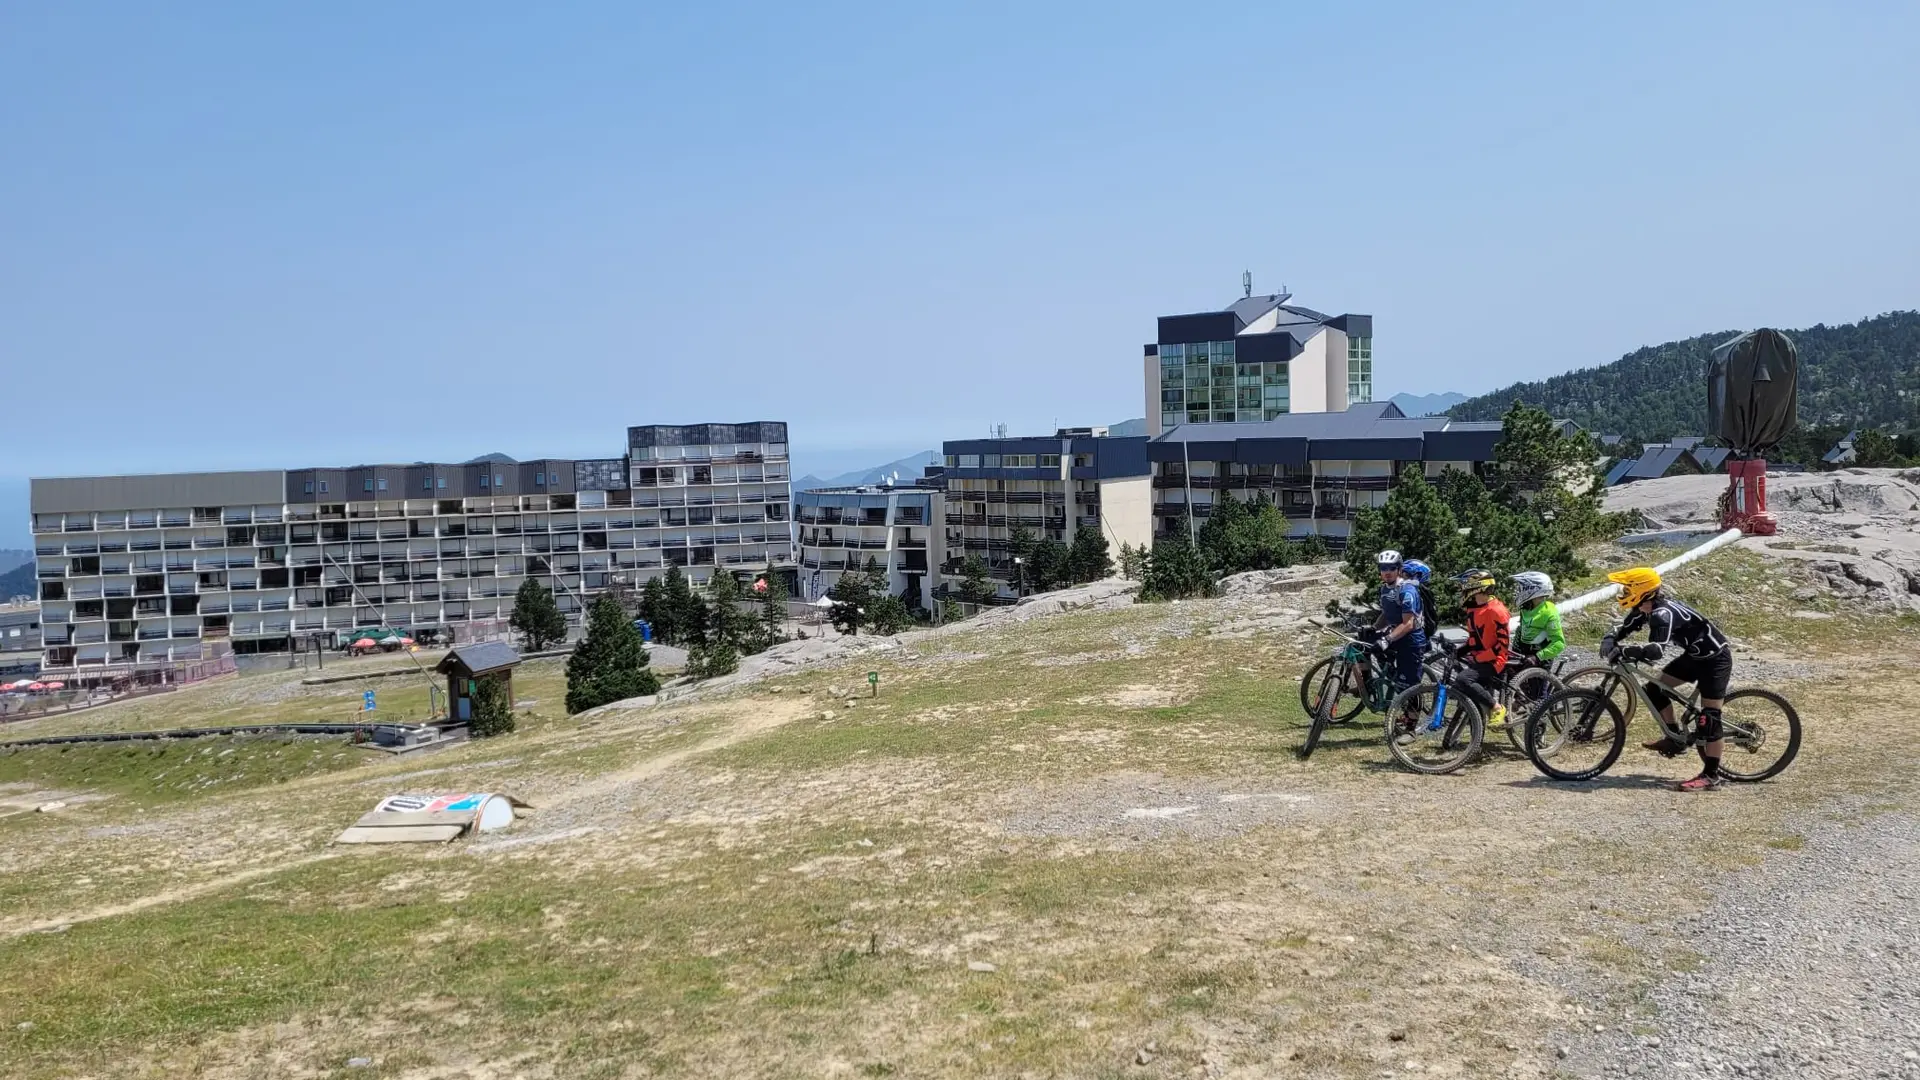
[303,481,314,494]
[423,476,434,491]
[494,474,504,488]
[363,479,374,492]
[319,481,329,493]
[944,455,957,467]
[982,454,1001,468]
[479,475,489,489]
[957,455,979,468]
[535,472,545,486]
[437,477,447,489]
[1039,454,1060,467]
[376,478,388,492]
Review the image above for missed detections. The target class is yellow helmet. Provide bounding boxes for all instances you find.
[1607,567,1662,609]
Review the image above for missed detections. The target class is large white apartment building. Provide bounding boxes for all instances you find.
[28,422,794,680]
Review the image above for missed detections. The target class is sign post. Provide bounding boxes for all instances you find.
[867,671,879,697]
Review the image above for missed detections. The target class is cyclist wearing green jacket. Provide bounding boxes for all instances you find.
[1510,572,1564,698]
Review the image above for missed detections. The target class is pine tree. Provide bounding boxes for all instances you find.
[1853,428,1898,467]
[1116,541,1148,581]
[638,576,669,642]
[958,554,996,605]
[661,565,703,647]
[705,568,748,653]
[867,593,911,635]
[1343,467,1464,587]
[467,675,516,737]
[829,566,873,634]
[565,594,660,714]
[1066,526,1113,583]
[1140,516,1213,601]
[509,579,568,652]
[756,561,786,647]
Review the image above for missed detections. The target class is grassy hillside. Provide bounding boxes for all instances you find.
[1451,310,1920,440]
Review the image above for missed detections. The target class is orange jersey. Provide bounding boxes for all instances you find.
[1465,597,1512,671]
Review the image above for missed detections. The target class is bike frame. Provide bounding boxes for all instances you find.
[1586,657,1704,744]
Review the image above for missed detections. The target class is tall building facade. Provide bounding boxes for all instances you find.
[1144,291,1373,436]
[29,422,793,677]
[794,485,946,611]
[1148,402,1501,547]
[939,428,1153,599]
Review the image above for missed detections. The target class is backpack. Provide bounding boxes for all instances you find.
[1416,583,1439,639]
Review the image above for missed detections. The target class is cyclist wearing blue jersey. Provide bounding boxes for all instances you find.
[1372,550,1428,692]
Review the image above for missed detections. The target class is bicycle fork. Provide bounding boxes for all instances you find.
[1426,682,1449,733]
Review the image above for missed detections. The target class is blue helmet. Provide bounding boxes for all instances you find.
[1400,559,1432,584]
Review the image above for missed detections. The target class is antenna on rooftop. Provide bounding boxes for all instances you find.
[1242,270,1253,298]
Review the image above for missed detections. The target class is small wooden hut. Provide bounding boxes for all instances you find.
[435,641,522,724]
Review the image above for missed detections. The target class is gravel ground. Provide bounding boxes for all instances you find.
[1567,811,1920,1078]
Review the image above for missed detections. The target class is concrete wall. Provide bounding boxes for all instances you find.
[1097,476,1154,554]
[1144,355,1163,437]
[1290,333,1328,414]
[1321,326,1352,413]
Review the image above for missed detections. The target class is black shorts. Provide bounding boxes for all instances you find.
[1662,649,1732,700]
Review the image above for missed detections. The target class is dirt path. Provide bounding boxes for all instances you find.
[0,850,346,938]
[0,698,811,938]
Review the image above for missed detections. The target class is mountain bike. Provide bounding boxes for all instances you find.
[1298,625,1449,760]
[1382,649,1562,774]
[1523,653,1801,782]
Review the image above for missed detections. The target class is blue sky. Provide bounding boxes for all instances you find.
[3,1,1917,545]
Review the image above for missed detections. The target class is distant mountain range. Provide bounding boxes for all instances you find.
[0,550,31,576]
[0,561,34,603]
[794,450,943,493]
[1390,392,1469,417]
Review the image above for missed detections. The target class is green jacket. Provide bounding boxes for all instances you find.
[1517,600,1566,662]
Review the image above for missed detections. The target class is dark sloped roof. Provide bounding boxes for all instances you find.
[1691,447,1731,471]
[437,640,523,676]
[1603,459,1636,486]
[1626,446,1690,479]
[1668,436,1703,450]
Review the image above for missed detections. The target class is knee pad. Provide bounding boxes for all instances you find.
[1695,706,1724,742]
[1643,680,1673,710]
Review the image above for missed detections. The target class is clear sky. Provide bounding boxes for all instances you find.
[2,1,1917,541]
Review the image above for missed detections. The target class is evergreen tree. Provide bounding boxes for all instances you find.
[660,565,703,647]
[1140,517,1214,601]
[1343,467,1465,587]
[509,579,568,652]
[1853,428,1898,467]
[1296,533,1332,564]
[866,592,912,636]
[1025,538,1069,592]
[829,565,874,634]
[958,554,996,605]
[638,576,669,642]
[756,561,786,646]
[467,675,516,737]
[565,594,660,714]
[1066,526,1113,583]
[1116,541,1149,581]
[704,569,749,654]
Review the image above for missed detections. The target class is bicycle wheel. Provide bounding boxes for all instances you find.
[1299,656,1366,725]
[1713,688,1802,782]
[1384,682,1484,775]
[1524,688,1627,781]
[1298,681,1339,760]
[1560,665,1638,725]
[1500,667,1565,751]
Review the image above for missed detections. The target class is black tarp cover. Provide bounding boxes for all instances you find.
[1706,328,1798,454]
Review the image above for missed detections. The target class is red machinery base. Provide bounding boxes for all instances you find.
[1721,457,1777,536]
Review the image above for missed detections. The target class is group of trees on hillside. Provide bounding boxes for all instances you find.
[1450,311,1920,441]
[1132,494,1333,601]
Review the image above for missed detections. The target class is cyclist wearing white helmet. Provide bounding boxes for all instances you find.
[1510,571,1565,703]
[1371,549,1427,692]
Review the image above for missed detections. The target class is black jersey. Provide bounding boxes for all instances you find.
[1618,597,1729,660]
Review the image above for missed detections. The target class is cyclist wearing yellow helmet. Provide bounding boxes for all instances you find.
[1602,567,1733,792]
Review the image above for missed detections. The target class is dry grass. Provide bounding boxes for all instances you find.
[0,555,1908,1079]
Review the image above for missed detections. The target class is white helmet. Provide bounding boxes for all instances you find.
[1375,549,1402,570]
[1511,571,1554,607]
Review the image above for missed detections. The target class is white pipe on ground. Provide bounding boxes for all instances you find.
[1513,527,1746,630]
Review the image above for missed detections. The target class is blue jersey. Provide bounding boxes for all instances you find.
[1379,580,1427,651]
